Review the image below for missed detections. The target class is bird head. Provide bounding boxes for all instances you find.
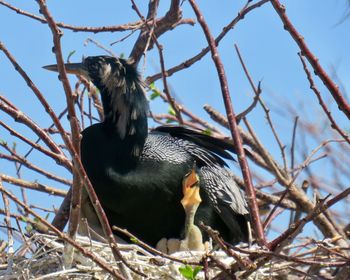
[44,56,149,142]
[43,56,139,92]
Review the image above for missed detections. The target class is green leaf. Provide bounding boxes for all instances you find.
[178,265,194,280]
[193,266,203,278]
[45,213,50,220]
[166,118,175,124]
[168,106,176,116]
[149,82,155,90]
[148,83,162,100]
[130,237,139,243]
[202,128,212,136]
[67,50,76,63]
[25,224,33,233]
[179,265,203,279]
[150,91,161,100]
[119,53,125,59]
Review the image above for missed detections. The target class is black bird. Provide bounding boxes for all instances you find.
[44,56,250,248]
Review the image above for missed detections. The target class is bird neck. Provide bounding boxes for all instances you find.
[100,85,149,159]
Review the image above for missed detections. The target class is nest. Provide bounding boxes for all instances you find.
[0,233,344,279]
[0,233,263,279]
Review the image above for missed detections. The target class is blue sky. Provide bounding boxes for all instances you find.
[1,0,350,243]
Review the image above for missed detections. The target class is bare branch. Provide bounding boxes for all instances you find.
[188,0,267,247]
[270,0,350,120]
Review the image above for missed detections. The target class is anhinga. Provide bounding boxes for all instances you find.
[44,56,250,249]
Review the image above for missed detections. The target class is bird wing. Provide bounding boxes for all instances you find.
[200,166,249,241]
[149,126,249,225]
[200,165,249,216]
[153,125,236,166]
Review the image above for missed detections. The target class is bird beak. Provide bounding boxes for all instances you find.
[43,62,88,77]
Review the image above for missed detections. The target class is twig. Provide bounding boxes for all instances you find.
[51,189,71,231]
[0,0,158,33]
[147,0,270,83]
[290,139,345,188]
[290,116,299,177]
[270,0,350,120]
[112,226,200,266]
[298,53,350,145]
[263,190,289,230]
[199,223,252,271]
[0,120,71,170]
[131,0,184,124]
[235,83,262,122]
[0,96,66,159]
[0,174,67,197]
[0,147,71,186]
[110,30,138,46]
[203,104,230,129]
[30,204,56,213]
[18,106,71,174]
[130,0,195,64]
[1,182,14,255]
[84,38,117,57]
[77,83,86,130]
[136,0,158,72]
[149,83,220,133]
[188,0,266,247]
[234,44,288,172]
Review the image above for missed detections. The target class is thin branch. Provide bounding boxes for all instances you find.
[188,0,266,247]
[112,226,200,266]
[298,53,350,145]
[290,116,299,177]
[1,183,14,255]
[0,0,156,33]
[0,148,71,186]
[147,0,270,83]
[236,83,262,122]
[84,38,117,57]
[234,44,288,172]
[130,0,195,63]
[0,96,65,158]
[0,120,71,170]
[270,0,350,120]
[131,0,183,124]
[0,174,67,197]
